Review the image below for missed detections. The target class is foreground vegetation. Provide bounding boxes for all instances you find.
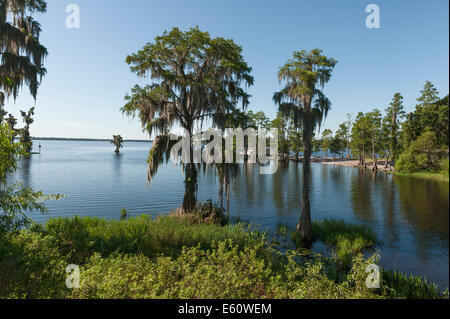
[0,214,447,299]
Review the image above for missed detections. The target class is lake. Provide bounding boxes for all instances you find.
[9,140,449,289]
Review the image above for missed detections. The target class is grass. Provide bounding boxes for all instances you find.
[311,219,377,248]
[393,171,449,183]
[0,214,447,299]
[39,214,266,263]
[381,270,449,299]
[293,219,377,271]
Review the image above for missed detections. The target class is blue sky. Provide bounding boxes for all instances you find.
[3,0,449,139]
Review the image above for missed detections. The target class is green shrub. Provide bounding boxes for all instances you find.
[71,241,383,299]
[440,157,449,176]
[397,131,443,173]
[72,241,276,299]
[171,200,228,225]
[43,216,100,264]
[0,232,68,298]
[275,251,383,299]
[396,150,417,173]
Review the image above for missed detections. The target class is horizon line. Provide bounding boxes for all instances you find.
[29,137,153,142]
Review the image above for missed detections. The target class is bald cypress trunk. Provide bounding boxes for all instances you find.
[226,183,230,218]
[297,115,312,248]
[346,140,350,159]
[372,141,378,172]
[182,127,197,213]
[361,144,366,168]
[384,150,390,169]
[182,164,197,212]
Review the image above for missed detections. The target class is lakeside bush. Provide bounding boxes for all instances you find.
[72,241,278,299]
[396,131,447,174]
[440,157,449,176]
[170,200,229,226]
[71,242,384,299]
[0,232,67,298]
[0,215,447,299]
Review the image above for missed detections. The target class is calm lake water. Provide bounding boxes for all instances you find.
[9,140,449,289]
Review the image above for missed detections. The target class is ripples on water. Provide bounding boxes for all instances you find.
[9,140,449,288]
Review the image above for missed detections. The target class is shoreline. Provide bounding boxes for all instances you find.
[307,157,395,172]
[393,171,449,182]
[319,158,449,181]
[29,137,152,143]
[320,159,393,172]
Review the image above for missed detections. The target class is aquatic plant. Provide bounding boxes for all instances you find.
[120,208,127,220]
[381,270,448,299]
[293,219,377,271]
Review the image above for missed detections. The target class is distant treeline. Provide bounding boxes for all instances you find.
[30,137,152,143]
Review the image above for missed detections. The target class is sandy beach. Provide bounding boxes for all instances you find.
[320,158,394,172]
[286,155,394,172]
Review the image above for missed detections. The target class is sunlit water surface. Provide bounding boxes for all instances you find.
[9,140,449,288]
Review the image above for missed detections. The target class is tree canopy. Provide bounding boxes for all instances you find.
[0,0,47,107]
[122,26,253,138]
[122,26,254,212]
